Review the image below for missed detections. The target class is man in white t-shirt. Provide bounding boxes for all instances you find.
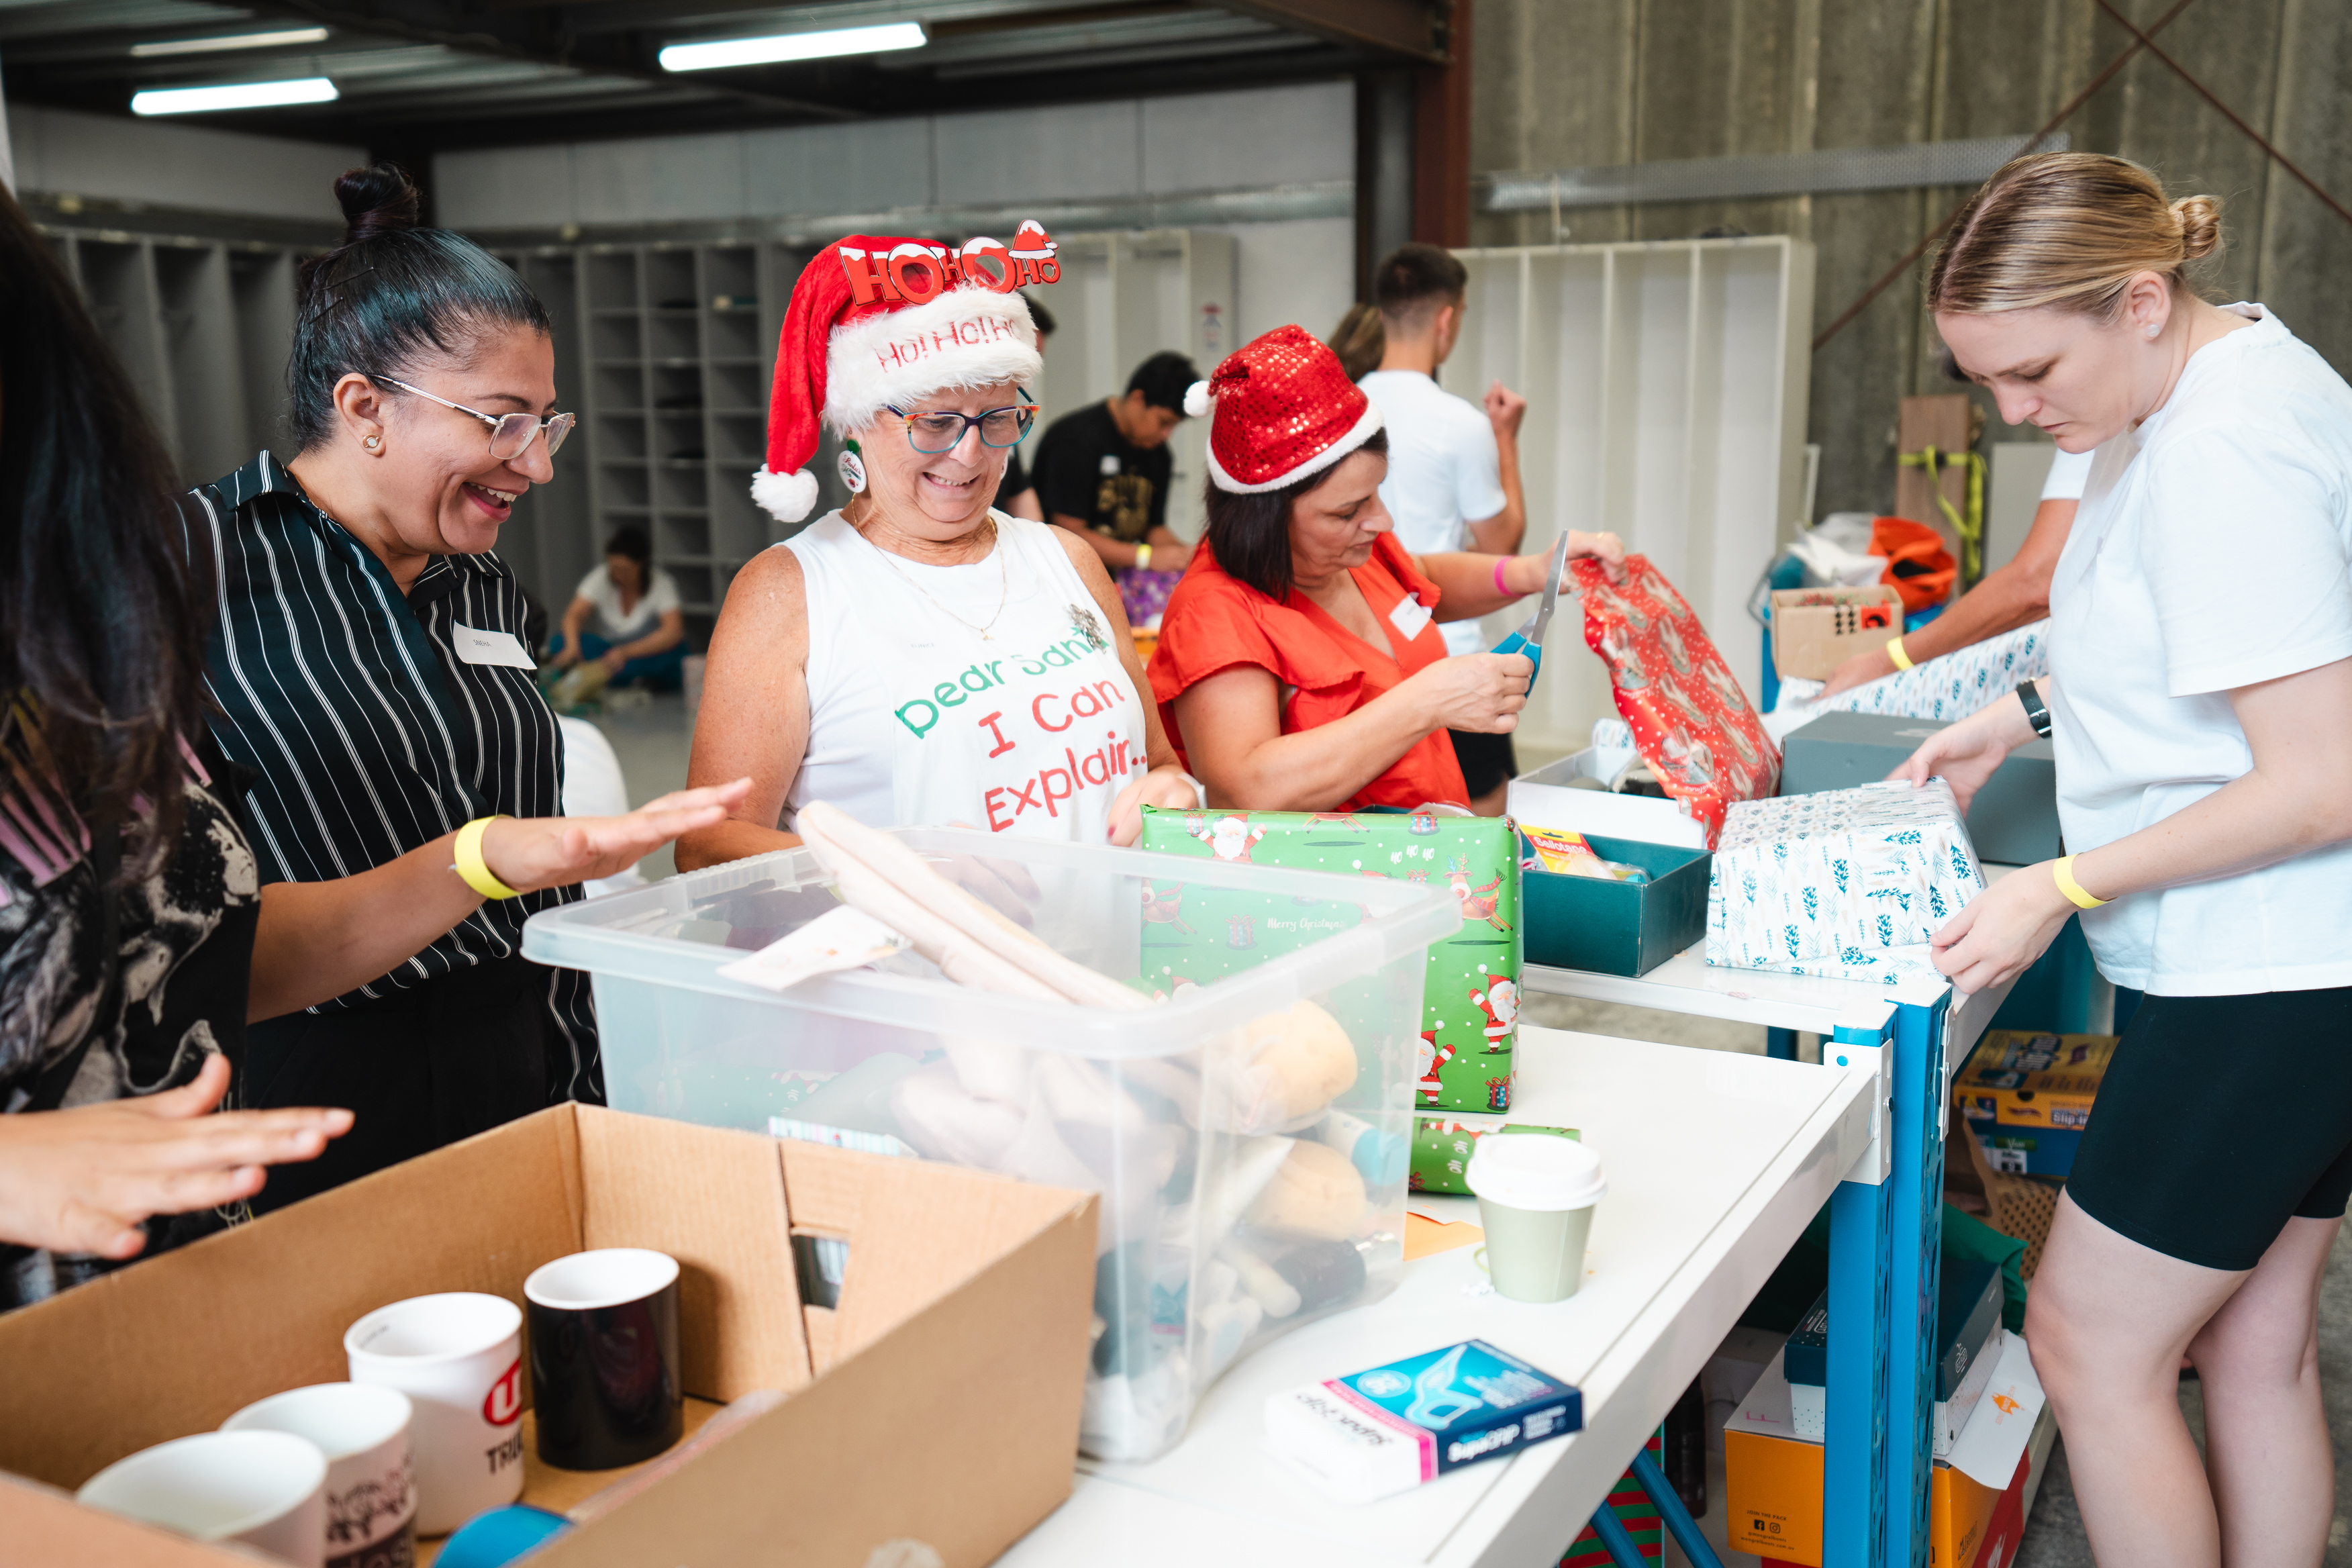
[1356,243,1530,814]
[1821,444,2092,695]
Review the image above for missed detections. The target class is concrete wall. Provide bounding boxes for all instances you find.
[434,83,1357,350]
[5,103,360,223]
[1469,0,2352,522]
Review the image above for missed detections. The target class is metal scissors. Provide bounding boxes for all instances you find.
[1490,533,1572,693]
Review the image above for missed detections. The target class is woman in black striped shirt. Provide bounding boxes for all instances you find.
[0,180,744,1303]
[187,166,688,1210]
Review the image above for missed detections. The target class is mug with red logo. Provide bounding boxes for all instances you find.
[344,1293,526,1534]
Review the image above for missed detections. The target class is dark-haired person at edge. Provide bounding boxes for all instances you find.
[1149,327,1622,812]
[185,165,748,1214]
[993,292,1055,522]
[0,181,742,1307]
[1033,350,1200,628]
[549,525,687,690]
[1894,153,2352,1567]
[1358,243,1594,817]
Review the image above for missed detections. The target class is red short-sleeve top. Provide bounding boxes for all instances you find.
[1147,532,1470,811]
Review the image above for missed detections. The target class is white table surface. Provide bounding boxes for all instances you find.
[997,1025,1877,1568]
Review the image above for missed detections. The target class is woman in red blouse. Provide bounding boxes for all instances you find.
[1150,326,1620,811]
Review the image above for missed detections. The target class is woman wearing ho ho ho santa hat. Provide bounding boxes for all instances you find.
[678,233,1205,867]
[1148,326,1622,812]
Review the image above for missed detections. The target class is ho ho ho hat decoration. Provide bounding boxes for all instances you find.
[752,222,1061,524]
[1187,324,1383,495]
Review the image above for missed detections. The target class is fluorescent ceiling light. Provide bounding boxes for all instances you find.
[659,21,926,72]
[131,77,340,115]
[131,27,330,58]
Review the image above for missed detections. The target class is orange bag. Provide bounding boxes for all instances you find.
[1871,516,1956,612]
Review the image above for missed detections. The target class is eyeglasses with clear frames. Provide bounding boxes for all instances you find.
[376,375,575,460]
[887,402,1039,455]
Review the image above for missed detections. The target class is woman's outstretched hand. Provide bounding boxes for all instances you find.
[480,779,753,892]
[0,1054,350,1259]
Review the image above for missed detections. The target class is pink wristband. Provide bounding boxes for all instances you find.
[1494,558,1514,596]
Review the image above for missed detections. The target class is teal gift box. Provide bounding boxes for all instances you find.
[1140,806,1522,1112]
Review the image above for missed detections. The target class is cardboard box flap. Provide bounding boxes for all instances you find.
[571,1107,807,1400]
[781,1140,1098,1364]
[1945,1331,2045,1491]
[533,1190,1099,1568]
[0,1106,587,1490]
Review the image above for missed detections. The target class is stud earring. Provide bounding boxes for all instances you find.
[364,435,382,449]
[2145,324,2161,339]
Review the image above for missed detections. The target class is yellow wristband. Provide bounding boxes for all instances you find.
[454,816,524,900]
[1134,542,1153,571]
[1885,636,1914,672]
[2052,854,2106,910]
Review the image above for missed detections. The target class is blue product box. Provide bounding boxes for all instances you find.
[1263,1338,1582,1503]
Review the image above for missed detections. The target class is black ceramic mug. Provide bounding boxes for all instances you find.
[524,1248,684,1470]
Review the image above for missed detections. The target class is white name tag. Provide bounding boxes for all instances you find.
[452,624,536,669]
[1387,594,1434,641]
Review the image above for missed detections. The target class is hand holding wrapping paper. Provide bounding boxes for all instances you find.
[1571,553,1779,848]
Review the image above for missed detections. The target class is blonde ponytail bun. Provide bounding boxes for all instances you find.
[2173,194,2223,262]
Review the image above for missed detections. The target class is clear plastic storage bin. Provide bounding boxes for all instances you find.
[523,829,1459,1461]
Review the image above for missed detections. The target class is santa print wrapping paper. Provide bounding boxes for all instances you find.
[1139,807,1522,1113]
[1706,779,1986,986]
[1572,553,1779,848]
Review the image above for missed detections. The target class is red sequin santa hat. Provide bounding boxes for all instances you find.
[752,233,1046,523]
[1187,324,1383,493]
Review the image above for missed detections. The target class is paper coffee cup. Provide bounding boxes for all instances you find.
[224,1383,417,1568]
[1464,1133,1606,1304]
[346,1292,524,1535]
[79,1430,328,1568]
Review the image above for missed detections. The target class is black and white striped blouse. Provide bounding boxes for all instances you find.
[183,452,598,1101]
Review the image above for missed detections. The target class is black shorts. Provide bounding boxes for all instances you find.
[2066,985,2352,1271]
[1449,729,1519,798]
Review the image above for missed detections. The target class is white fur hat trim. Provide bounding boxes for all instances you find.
[822,286,1042,436]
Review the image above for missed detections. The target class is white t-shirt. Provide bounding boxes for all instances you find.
[2040,446,2094,501]
[1359,369,1508,657]
[2047,305,2352,995]
[573,563,682,642]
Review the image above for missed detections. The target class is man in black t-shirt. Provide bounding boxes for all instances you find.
[1032,350,1199,576]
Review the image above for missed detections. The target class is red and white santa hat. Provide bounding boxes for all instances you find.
[1187,324,1383,494]
[752,232,1046,524]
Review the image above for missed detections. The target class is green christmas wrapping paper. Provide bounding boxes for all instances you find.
[1139,806,1523,1112]
[1410,1116,1578,1194]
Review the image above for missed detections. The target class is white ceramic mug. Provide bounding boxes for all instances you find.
[224,1383,418,1568]
[78,1430,328,1567]
[344,1292,524,1535]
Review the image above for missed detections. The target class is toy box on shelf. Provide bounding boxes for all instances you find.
[1139,806,1522,1114]
[1954,1030,2116,1179]
[524,830,1458,1463]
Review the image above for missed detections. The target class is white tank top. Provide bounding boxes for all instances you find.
[783,510,1148,841]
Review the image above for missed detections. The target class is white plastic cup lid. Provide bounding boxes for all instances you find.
[1465,1133,1606,1212]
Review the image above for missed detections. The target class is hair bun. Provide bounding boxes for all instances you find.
[2173,193,2223,262]
[334,163,421,246]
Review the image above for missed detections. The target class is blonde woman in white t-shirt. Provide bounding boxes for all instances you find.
[1896,153,2352,1567]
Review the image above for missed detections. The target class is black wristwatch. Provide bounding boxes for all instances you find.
[2017,679,2053,740]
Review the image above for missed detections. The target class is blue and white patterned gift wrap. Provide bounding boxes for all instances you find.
[1704,779,1986,985]
[1769,619,2051,743]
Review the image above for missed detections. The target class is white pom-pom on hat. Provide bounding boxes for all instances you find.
[1183,379,1212,419]
[750,466,820,525]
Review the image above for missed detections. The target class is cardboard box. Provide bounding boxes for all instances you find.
[0,1104,1098,1567]
[1140,806,1521,1112]
[1780,711,2061,867]
[1519,832,1710,977]
[1955,1030,2116,1179]
[1769,586,1906,682]
[1726,1331,2045,1567]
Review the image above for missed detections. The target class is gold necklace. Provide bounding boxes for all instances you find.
[851,506,1010,640]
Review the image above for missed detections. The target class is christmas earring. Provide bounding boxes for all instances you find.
[838,438,867,494]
